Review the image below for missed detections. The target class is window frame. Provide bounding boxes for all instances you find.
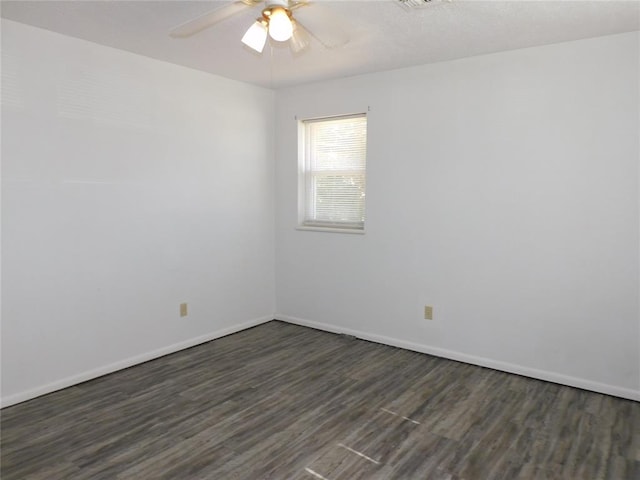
[297,112,368,234]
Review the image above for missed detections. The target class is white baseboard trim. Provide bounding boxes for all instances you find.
[1,315,274,408]
[275,314,640,402]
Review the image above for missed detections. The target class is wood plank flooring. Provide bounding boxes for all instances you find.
[1,321,638,479]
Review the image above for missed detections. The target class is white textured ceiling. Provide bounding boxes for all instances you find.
[2,0,639,88]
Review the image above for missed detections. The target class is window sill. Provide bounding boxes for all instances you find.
[296,226,365,235]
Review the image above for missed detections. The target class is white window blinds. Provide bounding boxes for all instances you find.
[301,114,367,231]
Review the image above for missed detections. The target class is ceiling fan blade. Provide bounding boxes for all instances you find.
[293,3,349,49]
[288,0,310,11]
[169,1,254,38]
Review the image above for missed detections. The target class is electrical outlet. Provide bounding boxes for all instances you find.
[180,303,188,317]
[424,305,433,320]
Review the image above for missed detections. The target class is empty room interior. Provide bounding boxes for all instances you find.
[1,0,639,478]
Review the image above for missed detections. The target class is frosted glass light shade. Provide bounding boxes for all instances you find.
[241,21,268,53]
[268,7,293,42]
[290,21,310,53]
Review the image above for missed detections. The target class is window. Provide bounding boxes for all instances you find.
[299,113,367,232]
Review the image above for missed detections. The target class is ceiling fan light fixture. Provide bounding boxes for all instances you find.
[290,21,310,53]
[241,19,268,53]
[266,6,293,42]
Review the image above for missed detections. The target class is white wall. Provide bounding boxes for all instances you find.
[1,20,276,406]
[275,32,640,400]
[2,21,638,406]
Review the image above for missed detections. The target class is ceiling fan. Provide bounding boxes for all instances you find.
[169,0,350,54]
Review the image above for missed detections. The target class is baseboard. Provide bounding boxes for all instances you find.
[275,314,640,402]
[1,315,274,408]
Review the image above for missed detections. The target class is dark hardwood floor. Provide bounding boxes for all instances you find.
[1,321,638,479]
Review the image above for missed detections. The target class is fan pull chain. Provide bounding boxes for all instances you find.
[269,41,274,89]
